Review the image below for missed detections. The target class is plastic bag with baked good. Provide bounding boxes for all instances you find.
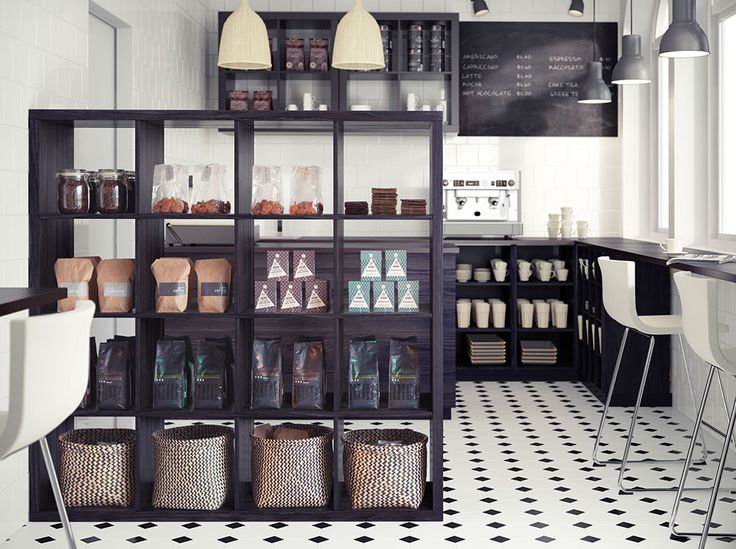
[289,166,324,216]
[151,164,189,214]
[190,164,231,215]
[251,166,284,215]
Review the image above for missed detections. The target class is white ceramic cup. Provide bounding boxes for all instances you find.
[535,302,551,328]
[457,300,471,328]
[474,301,490,328]
[407,93,418,111]
[520,303,534,328]
[556,268,569,282]
[492,302,506,328]
[660,238,684,253]
[553,302,569,328]
[493,268,509,282]
[303,92,314,111]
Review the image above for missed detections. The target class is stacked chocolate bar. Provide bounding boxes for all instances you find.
[345,201,369,215]
[371,187,398,215]
[400,199,427,216]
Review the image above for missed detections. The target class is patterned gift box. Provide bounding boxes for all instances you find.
[304,280,329,313]
[397,280,419,313]
[360,250,382,281]
[292,250,316,284]
[385,250,407,281]
[266,250,289,282]
[372,280,395,313]
[279,281,303,312]
[254,280,278,313]
[348,281,371,313]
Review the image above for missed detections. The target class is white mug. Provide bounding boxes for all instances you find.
[407,93,418,111]
[660,238,684,253]
[303,92,314,111]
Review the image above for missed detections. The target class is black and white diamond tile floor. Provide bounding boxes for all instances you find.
[3,381,735,548]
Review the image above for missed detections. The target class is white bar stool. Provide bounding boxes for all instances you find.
[594,257,707,493]
[0,301,95,549]
[670,272,736,547]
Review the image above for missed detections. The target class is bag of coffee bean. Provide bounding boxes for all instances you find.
[309,38,329,71]
[96,259,135,313]
[97,337,134,410]
[293,337,325,410]
[285,37,305,71]
[153,336,193,410]
[388,337,420,410]
[190,164,231,215]
[194,337,233,410]
[151,164,189,214]
[151,258,192,313]
[194,258,232,313]
[252,338,283,409]
[348,336,379,410]
[289,166,323,216]
[79,337,97,409]
[252,166,283,215]
[54,257,101,312]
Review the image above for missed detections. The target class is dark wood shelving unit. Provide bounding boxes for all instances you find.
[218,12,460,132]
[28,109,444,522]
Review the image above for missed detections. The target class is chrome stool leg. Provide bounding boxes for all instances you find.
[671,365,736,542]
[592,327,629,466]
[39,436,77,549]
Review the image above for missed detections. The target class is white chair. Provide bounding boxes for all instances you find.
[670,272,736,548]
[0,301,95,549]
[594,257,708,493]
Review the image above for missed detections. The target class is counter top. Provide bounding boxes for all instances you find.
[0,288,67,317]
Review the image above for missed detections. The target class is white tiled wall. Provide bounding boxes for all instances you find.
[0,0,209,540]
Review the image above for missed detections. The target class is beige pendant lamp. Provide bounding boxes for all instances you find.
[332,0,385,70]
[217,0,271,70]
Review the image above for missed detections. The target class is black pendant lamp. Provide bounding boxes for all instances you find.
[612,0,651,84]
[568,0,584,17]
[659,0,709,58]
[578,0,611,104]
[473,0,489,17]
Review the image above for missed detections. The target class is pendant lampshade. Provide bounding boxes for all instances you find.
[332,0,385,71]
[473,0,490,17]
[217,0,272,70]
[579,62,613,103]
[659,0,709,58]
[568,0,584,17]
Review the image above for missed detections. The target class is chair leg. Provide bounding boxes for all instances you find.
[592,327,629,466]
[679,335,709,464]
[39,436,77,549]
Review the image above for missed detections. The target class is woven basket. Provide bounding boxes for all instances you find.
[58,429,135,507]
[343,428,427,509]
[152,425,233,510]
[251,423,333,508]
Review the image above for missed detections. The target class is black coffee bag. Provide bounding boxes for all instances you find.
[252,338,283,409]
[348,336,379,410]
[389,336,420,409]
[293,337,325,410]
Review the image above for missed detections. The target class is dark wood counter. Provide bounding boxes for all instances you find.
[0,288,66,316]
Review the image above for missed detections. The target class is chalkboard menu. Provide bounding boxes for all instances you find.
[459,22,618,137]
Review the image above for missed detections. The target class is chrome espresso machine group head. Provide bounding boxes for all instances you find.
[442,169,522,238]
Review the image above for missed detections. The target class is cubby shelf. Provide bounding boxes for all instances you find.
[28,109,444,523]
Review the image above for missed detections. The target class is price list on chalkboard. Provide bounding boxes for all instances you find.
[459,22,618,137]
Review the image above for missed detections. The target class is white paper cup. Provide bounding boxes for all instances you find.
[535,302,551,328]
[520,303,534,328]
[556,268,569,282]
[492,302,506,328]
[553,302,569,328]
[457,301,471,328]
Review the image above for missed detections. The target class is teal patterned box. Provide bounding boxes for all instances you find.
[385,250,407,280]
[348,281,371,313]
[397,280,419,312]
[372,281,395,313]
[360,250,382,281]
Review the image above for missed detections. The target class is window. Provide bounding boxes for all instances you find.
[719,12,736,235]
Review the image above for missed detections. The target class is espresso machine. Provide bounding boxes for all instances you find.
[442,168,522,238]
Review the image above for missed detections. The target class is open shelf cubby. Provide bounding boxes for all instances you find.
[28,109,444,522]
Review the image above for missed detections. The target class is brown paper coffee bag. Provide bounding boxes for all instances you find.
[194,258,232,313]
[97,259,135,313]
[151,258,192,313]
[54,256,101,312]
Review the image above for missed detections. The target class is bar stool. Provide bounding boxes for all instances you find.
[594,257,707,493]
[670,271,736,548]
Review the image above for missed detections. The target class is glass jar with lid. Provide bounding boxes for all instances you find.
[96,169,128,214]
[57,169,91,214]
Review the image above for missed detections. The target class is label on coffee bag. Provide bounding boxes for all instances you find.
[201,282,229,297]
[159,282,187,297]
[59,282,89,298]
[103,282,132,298]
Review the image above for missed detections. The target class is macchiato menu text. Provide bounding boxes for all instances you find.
[459,22,618,137]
